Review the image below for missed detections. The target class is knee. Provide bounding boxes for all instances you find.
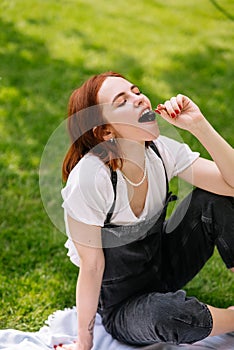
[150,291,213,344]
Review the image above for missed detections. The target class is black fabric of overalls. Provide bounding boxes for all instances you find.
[98,143,234,346]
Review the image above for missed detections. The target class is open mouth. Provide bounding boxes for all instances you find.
[138,109,156,123]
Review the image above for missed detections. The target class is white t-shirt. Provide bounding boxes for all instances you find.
[61,135,199,266]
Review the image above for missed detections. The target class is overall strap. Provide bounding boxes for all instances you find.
[149,141,178,204]
[104,169,117,225]
[149,141,169,195]
[104,142,173,225]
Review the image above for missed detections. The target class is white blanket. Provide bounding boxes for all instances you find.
[0,307,233,350]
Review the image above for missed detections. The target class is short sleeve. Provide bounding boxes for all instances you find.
[61,154,114,227]
[155,135,200,180]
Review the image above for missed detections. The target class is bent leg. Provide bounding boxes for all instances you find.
[162,188,234,290]
[102,290,212,346]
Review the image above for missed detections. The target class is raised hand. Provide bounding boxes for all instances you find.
[156,94,205,132]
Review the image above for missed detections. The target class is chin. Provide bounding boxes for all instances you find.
[141,125,160,141]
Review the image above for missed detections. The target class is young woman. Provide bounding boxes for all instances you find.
[59,72,234,350]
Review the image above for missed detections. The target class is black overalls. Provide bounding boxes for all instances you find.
[98,143,234,346]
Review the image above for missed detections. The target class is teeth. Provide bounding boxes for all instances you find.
[138,109,156,123]
[140,108,150,117]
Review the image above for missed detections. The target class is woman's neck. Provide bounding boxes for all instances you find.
[118,139,146,177]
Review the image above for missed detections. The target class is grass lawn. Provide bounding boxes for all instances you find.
[0,0,233,331]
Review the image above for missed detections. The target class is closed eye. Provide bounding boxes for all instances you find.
[117,99,127,107]
[112,85,142,107]
[131,85,142,95]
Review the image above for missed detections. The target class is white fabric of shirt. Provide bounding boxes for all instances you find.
[61,135,199,267]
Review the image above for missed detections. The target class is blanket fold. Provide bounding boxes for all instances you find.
[0,307,233,350]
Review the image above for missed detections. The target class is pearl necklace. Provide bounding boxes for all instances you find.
[122,157,147,187]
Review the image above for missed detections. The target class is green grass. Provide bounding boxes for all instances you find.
[0,0,233,331]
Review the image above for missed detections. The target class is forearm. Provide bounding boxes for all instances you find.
[76,265,104,349]
[191,118,234,188]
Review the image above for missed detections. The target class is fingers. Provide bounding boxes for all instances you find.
[54,339,78,349]
[156,94,184,119]
[55,345,73,350]
[165,97,181,118]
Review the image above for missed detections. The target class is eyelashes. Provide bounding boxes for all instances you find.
[118,99,127,107]
[117,91,142,107]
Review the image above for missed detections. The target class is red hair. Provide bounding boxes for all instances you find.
[62,72,125,181]
[62,71,151,182]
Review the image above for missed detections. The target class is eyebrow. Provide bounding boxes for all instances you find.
[112,85,138,104]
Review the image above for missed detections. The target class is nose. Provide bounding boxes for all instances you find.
[133,93,144,107]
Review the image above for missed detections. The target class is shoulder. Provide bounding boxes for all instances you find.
[67,153,111,188]
[61,153,114,226]
[62,153,114,207]
[149,135,179,164]
[154,135,199,159]
[155,135,185,153]
[151,135,199,178]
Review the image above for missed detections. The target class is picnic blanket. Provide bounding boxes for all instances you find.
[0,307,233,350]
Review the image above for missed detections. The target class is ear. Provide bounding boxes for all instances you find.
[102,128,114,141]
[93,125,115,141]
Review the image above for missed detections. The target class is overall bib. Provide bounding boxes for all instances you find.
[98,143,234,346]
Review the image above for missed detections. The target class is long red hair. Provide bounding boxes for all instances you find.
[62,72,125,182]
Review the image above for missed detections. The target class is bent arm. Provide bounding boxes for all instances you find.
[158,95,234,195]
[179,157,234,196]
[178,119,234,196]
[189,118,234,189]
[68,215,105,350]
